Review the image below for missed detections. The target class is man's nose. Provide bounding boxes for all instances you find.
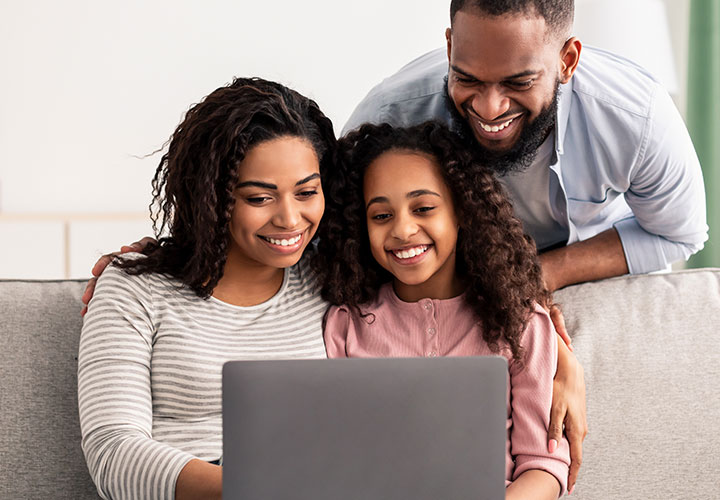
[470,85,511,122]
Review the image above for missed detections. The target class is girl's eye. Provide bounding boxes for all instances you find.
[371,213,392,221]
[414,206,435,214]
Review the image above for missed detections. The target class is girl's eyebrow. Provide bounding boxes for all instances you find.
[366,189,441,209]
[236,173,321,191]
[366,196,389,209]
[408,189,440,198]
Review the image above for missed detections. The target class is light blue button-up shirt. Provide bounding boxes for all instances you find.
[343,47,708,274]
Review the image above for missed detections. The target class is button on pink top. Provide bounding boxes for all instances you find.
[323,283,570,496]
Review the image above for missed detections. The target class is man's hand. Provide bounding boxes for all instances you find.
[549,337,587,495]
[80,237,157,316]
[540,228,629,292]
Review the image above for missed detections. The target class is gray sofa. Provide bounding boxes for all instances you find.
[1,269,719,499]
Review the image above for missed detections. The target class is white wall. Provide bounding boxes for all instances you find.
[0,1,449,216]
[0,0,690,278]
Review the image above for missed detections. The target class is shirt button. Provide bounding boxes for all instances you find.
[427,351,437,357]
[427,328,436,335]
[423,303,432,310]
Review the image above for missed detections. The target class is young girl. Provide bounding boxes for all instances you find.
[319,121,571,499]
[78,78,336,500]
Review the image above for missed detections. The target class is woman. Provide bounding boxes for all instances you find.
[78,77,336,500]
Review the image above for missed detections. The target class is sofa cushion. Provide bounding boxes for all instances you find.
[0,279,100,499]
[555,268,720,500]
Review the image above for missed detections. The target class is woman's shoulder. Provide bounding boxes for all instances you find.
[97,253,189,303]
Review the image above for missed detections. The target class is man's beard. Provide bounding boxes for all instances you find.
[443,77,560,175]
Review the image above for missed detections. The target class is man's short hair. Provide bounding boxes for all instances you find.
[450,0,574,38]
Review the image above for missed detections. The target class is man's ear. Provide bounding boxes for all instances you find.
[559,37,582,83]
[446,27,452,61]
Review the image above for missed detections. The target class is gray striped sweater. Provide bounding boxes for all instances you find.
[78,260,327,499]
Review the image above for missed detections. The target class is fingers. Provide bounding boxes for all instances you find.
[547,399,567,453]
[566,430,584,494]
[91,253,115,278]
[550,304,573,351]
[81,277,98,306]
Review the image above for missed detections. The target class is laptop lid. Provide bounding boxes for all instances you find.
[222,356,507,500]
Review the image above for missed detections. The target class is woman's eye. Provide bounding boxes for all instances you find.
[246,196,271,204]
[297,189,318,198]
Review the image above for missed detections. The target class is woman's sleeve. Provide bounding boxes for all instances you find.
[77,265,194,500]
[322,305,351,358]
[509,305,571,496]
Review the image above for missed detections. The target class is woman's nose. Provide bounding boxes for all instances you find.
[272,199,301,229]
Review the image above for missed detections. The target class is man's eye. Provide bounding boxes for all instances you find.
[454,76,476,84]
[506,80,534,90]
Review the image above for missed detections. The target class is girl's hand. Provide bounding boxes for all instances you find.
[549,338,588,495]
[80,236,157,316]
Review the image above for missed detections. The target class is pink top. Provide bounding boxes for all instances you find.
[323,283,570,496]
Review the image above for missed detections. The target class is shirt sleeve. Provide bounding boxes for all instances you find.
[615,85,708,274]
[509,305,570,496]
[78,264,194,500]
[322,305,351,358]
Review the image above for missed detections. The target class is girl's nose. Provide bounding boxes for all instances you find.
[390,212,419,241]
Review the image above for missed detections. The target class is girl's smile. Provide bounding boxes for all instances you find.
[364,150,463,302]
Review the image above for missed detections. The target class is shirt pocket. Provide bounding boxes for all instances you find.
[566,188,621,227]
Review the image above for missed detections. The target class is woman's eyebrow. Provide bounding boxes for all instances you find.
[236,173,320,190]
[236,180,277,190]
[296,173,320,186]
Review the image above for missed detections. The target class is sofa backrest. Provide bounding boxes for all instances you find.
[0,279,100,499]
[1,270,719,499]
[554,268,720,500]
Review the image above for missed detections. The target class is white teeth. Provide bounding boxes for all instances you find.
[266,234,301,246]
[480,117,514,133]
[393,245,428,260]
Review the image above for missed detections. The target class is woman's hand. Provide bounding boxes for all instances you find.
[81,236,157,315]
[549,337,588,494]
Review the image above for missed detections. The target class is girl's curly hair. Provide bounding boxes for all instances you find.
[316,121,549,361]
[116,77,337,297]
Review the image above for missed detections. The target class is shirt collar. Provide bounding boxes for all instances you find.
[555,77,573,155]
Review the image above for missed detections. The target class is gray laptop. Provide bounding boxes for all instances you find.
[222,357,507,500]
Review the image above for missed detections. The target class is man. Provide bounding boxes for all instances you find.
[344,0,707,293]
[340,0,708,494]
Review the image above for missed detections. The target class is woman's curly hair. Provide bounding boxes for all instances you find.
[316,121,549,361]
[116,77,337,297]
